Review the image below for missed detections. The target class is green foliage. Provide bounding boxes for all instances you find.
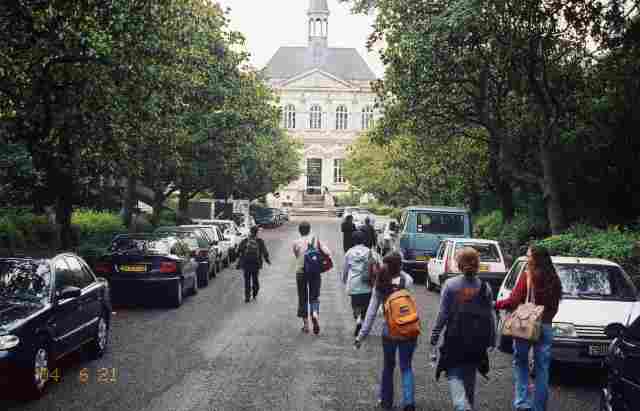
[364,203,398,217]
[334,192,362,207]
[155,209,178,228]
[0,208,52,249]
[474,210,550,257]
[71,210,125,244]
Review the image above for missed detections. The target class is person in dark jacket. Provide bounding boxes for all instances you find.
[341,215,357,253]
[363,216,377,249]
[236,226,271,303]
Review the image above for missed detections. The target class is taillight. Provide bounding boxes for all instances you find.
[160,262,178,273]
[95,263,112,274]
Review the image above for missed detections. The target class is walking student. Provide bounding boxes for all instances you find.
[430,247,496,411]
[342,230,379,337]
[362,216,377,249]
[341,214,357,253]
[236,226,271,303]
[354,252,419,411]
[292,221,332,334]
[495,245,562,411]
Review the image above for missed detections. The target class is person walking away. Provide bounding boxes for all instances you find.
[342,230,380,337]
[292,221,332,334]
[430,247,496,411]
[354,252,419,411]
[495,245,562,411]
[362,216,377,249]
[341,214,357,253]
[236,226,271,303]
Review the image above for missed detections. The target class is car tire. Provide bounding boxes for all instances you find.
[21,340,51,399]
[426,274,436,291]
[191,275,198,296]
[88,313,109,359]
[199,269,209,288]
[171,280,183,308]
[210,263,217,278]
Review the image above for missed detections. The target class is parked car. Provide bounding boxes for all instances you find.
[394,206,472,283]
[426,238,507,295]
[376,220,399,257]
[0,254,111,397]
[188,222,231,270]
[95,234,198,307]
[177,224,221,277]
[189,220,245,261]
[601,318,640,411]
[154,226,215,287]
[496,256,640,367]
[254,208,278,227]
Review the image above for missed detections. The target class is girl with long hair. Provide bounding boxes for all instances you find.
[495,245,562,411]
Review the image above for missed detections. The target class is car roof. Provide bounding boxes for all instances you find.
[514,255,621,267]
[445,238,500,245]
[403,205,470,213]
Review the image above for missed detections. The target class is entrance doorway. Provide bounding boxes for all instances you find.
[306,158,322,195]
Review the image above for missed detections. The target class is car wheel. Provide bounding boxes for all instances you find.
[210,262,217,278]
[426,274,436,291]
[199,269,209,288]
[88,314,109,359]
[172,280,183,308]
[191,275,198,296]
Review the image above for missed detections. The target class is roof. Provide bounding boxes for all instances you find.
[514,256,620,267]
[263,46,377,82]
[446,238,501,245]
[402,206,470,213]
[309,0,329,13]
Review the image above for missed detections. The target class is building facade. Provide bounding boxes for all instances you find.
[263,0,378,208]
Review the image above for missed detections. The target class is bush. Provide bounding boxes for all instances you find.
[72,209,125,245]
[0,208,54,249]
[537,225,640,279]
[335,192,362,207]
[155,209,177,227]
[474,210,550,258]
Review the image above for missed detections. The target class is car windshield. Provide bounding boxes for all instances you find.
[456,243,502,263]
[108,238,171,255]
[416,213,465,235]
[0,260,52,303]
[555,264,637,301]
[157,231,202,249]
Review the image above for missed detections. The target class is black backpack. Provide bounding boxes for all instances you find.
[444,281,493,361]
[244,238,261,265]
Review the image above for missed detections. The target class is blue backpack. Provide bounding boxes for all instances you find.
[304,238,323,275]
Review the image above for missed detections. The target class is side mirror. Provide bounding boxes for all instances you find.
[605,323,626,339]
[58,286,82,301]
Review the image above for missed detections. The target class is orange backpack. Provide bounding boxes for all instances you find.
[383,279,421,339]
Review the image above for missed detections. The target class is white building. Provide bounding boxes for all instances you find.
[264,0,378,209]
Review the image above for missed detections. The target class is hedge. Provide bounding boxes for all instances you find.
[474,211,550,258]
[0,208,55,249]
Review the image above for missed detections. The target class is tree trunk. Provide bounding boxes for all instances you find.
[151,190,165,227]
[123,175,137,231]
[539,137,567,234]
[177,191,190,225]
[488,140,515,222]
[55,183,74,250]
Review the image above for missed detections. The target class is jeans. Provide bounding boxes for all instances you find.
[243,270,259,300]
[296,272,321,318]
[447,365,478,411]
[380,337,417,408]
[513,324,554,411]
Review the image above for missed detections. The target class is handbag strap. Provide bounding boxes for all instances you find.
[526,273,536,305]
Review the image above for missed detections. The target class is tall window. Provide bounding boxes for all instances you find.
[309,105,322,129]
[362,105,375,130]
[334,159,345,183]
[335,105,348,130]
[283,104,296,129]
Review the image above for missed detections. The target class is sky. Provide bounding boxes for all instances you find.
[216,0,385,78]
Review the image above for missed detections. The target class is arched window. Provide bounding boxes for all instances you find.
[335,105,348,130]
[309,105,322,129]
[362,105,375,130]
[283,104,296,129]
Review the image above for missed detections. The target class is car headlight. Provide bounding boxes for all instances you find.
[552,322,578,338]
[0,335,20,350]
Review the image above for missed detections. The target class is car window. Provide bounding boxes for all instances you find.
[109,237,171,255]
[505,261,525,290]
[65,257,94,289]
[627,316,640,341]
[172,241,191,258]
[555,264,637,300]
[416,212,465,235]
[436,243,446,260]
[456,243,502,263]
[54,258,75,291]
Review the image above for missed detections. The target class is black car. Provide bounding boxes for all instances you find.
[0,255,111,398]
[601,318,640,411]
[154,226,214,287]
[94,234,198,307]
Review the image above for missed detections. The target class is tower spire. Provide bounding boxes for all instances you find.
[308,0,330,48]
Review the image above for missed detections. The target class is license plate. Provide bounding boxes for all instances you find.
[588,344,609,357]
[119,265,146,273]
[479,263,489,272]
[416,256,430,262]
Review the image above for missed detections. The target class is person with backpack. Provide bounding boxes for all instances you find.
[430,247,496,411]
[354,252,419,411]
[494,245,562,411]
[236,225,271,303]
[342,230,380,337]
[362,216,377,249]
[292,221,332,334]
[341,214,357,253]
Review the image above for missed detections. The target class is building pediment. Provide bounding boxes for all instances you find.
[281,69,355,91]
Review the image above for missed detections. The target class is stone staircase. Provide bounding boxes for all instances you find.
[302,193,325,208]
[290,207,337,217]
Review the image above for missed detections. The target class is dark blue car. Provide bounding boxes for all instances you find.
[94,234,198,308]
[0,255,111,398]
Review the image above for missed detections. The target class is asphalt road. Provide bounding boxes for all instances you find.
[1,217,604,411]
